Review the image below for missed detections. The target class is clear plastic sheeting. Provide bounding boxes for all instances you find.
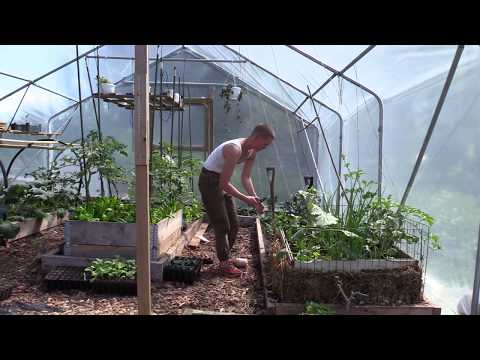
[52,47,319,201]
[186,45,324,119]
[399,56,480,314]
[1,44,480,315]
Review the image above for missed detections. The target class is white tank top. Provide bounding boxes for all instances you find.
[203,138,252,173]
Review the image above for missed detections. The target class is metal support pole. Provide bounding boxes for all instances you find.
[75,45,89,200]
[337,113,344,213]
[301,121,328,203]
[134,45,151,315]
[0,160,8,189]
[307,86,348,207]
[86,55,247,63]
[222,44,347,133]
[296,102,344,210]
[471,223,480,315]
[7,85,30,131]
[293,45,376,115]
[0,45,103,103]
[287,45,384,198]
[0,71,78,103]
[399,45,464,207]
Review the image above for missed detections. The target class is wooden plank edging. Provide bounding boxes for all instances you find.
[255,217,276,314]
[9,212,67,243]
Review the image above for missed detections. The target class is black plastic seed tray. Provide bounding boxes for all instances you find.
[89,278,137,296]
[163,256,202,284]
[44,266,90,292]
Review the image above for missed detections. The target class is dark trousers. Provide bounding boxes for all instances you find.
[198,168,239,261]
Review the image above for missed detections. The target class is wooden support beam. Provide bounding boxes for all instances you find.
[134,45,151,315]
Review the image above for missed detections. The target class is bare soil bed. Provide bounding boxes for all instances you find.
[0,222,264,315]
[264,233,423,307]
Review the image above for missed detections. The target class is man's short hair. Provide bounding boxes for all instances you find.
[251,123,275,139]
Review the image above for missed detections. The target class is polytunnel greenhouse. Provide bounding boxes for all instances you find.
[0,44,479,315]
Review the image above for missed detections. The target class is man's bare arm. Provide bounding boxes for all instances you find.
[219,144,258,207]
[241,154,258,198]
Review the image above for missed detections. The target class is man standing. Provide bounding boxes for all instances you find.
[198,124,275,276]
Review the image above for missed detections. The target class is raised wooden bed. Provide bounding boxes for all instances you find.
[41,217,204,283]
[253,217,441,315]
[279,230,418,273]
[42,249,168,282]
[63,210,183,260]
[270,301,441,315]
[9,212,68,243]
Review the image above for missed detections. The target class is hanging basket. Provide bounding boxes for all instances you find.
[229,86,242,101]
[100,83,116,95]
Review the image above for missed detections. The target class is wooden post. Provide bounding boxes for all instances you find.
[134,45,151,315]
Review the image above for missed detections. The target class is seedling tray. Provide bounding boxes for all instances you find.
[163,256,202,284]
[89,278,137,296]
[82,272,137,295]
[44,266,137,295]
[44,266,90,291]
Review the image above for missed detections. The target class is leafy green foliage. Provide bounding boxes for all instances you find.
[85,257,136,281]
[129,143,204,224]
[182,198,204,223]
[0,221,20,244]
[303,301,336,315]
[0,178,76,221]
[264,157,440,262]
[71,196,180,224]
[150,202,181,223]
[60,130,128,199]
[72,197,135,223]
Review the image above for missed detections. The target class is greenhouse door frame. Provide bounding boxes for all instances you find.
[182,97,213,159]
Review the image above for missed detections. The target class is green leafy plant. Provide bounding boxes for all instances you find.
[150,202,181,223]
[84,257,136,282]
[128,143,203,224]
[0,220,20,245]
[182,198,204,223]
[0,178,76,221]
[303,301,336,315]
[265,157,440,262]
[72,196,135,223]
[71,196,181,224]
[60,130,128,200]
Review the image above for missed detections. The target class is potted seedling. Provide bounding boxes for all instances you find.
[97,75,116,95]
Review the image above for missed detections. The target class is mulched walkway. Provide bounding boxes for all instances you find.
[0,222,265,315]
